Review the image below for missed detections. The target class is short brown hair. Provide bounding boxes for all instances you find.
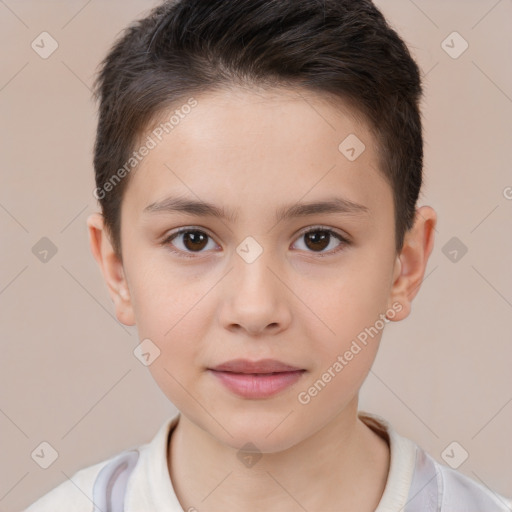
[92,0,424,260]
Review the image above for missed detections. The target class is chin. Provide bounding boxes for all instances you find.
[207,406,307,453]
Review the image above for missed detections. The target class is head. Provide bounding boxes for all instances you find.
[88,0,436,452]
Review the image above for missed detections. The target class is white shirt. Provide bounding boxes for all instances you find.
[25,411,512,511]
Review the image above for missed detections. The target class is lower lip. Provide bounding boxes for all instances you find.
[209,369,305,399]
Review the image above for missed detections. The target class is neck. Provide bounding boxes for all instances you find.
[167,400,390,512]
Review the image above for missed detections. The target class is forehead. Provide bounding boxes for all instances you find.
[123,86,391,223]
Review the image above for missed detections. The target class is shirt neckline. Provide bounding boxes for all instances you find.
[359,411,418,511]
[125,410,418,511]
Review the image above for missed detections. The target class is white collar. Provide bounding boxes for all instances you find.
[358,411,418,511]
[124,410,418,510]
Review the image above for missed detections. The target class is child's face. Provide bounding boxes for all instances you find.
[94,87,411,451]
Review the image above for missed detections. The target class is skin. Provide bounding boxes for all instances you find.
[87,86,436,511]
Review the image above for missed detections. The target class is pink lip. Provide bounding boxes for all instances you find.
[208,359,306,399]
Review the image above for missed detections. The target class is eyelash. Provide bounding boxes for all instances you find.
[161,225,351,259]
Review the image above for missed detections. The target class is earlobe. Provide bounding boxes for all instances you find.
[387,206,437,322]
[86,213,136,326]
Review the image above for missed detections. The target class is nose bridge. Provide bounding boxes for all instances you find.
[219,236,290,334]
[234,235,280,298]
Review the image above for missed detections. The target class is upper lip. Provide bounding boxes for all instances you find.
[210,359,304,374]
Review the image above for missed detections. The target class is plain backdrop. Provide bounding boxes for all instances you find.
[1,1,511,510]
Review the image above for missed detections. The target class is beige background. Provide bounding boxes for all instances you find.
[1,0,511,510]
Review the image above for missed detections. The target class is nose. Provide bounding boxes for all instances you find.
[218,249,292,337]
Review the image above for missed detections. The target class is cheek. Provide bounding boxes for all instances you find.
[294,270,388,412]
[297,255,392,351]
[138,289,209,409]
[128,253,208,334]
[291,258,393,410]
[127,261,211,377]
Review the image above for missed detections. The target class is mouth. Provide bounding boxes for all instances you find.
[208,359,306,399]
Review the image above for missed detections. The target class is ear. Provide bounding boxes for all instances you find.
[86,212,136,326]
[386,206,437,321]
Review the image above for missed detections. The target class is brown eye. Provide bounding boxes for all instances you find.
[163,228,218,257]
[304,230,331,251]
[180,230,209,251]
[293,227,349,256]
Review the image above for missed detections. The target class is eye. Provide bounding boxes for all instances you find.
[162,225,350,259]
[292,226,350,256]
[162,227,219,258]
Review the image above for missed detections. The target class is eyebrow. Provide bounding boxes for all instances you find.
[143,195,370,224]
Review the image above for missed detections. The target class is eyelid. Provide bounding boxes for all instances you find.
[164,224,350,242]
[164,225,216,240]
[162,225,221,259]
[292,225,350,257]
[162,224,351,258]
[295,224,350,241]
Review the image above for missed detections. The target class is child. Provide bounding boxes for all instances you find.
[25,0,512,510]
